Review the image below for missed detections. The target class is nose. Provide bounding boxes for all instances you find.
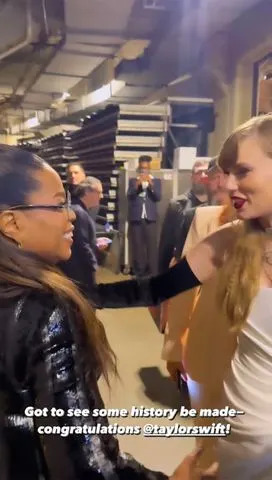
[225,173,238,192]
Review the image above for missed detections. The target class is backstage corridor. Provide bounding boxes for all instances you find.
[97,269,195,476]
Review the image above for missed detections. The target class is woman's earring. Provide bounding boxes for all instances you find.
[17,240,22,249]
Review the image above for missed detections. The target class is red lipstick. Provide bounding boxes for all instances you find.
[231,197,246,210]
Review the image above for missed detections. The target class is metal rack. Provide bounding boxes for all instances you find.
[21,104,169,272]
[65,103,168,231]
[39,133,72,183]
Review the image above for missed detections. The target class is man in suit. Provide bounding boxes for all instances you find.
[85,176,103,223]
[59,178,103,299]
[127,155,161,277]
[158,159,209,273]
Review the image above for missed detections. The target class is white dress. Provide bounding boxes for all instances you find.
[217,288,272,480]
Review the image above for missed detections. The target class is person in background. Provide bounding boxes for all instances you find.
[0,144,216,480]
[173,159,224,261]
[158,160,209,274]
[206,158,228,206]
[84,175,103,222]
[59,180,101,299]
[149,159,212,327]
[127,155,161,277]
[66,162,87,200]
[66,162,86,186]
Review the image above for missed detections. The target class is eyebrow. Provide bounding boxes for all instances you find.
[234,163,252,168]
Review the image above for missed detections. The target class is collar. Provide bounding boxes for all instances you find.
[187,190,206,205]
[72,198,88,211]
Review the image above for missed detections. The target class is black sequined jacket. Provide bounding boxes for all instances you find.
[0,293,167,480]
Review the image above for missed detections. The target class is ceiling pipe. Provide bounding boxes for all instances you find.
[0,0,33,61]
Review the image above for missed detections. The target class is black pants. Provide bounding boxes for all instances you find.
[129,220,158,277]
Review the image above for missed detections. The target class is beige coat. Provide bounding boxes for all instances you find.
[162,205,227,363]
[161,206,237,468]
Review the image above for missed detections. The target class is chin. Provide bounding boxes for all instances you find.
[58,248,72,262]
[236,208,258,221]
[236,210,247,219]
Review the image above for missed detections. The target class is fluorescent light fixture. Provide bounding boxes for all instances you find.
[169,74,192,87]
[51,92,71,109]
[168,96,214,104]
[25,115,40,129]
[91,84,111,105]
[84,80,125,109]
[61,91,71,101]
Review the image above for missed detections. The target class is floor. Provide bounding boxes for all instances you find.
[97,268,195,476]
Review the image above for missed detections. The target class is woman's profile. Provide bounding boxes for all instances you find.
[0,145,210,480]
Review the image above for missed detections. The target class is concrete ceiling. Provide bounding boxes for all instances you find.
[0,0,268,132]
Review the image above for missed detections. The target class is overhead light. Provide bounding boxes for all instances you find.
[84,80,125,108]
[51,92,71,109]
[169,74,192,87]
[26,115,40,129]
[61,91,71,101]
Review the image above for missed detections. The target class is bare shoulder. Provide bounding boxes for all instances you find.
[186,221,241,283]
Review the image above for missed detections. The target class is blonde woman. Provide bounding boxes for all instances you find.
[99,114,272,479]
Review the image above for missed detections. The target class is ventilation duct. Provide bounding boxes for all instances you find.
[0,0,34,60]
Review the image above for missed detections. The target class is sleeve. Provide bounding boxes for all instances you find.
[96,256,201,309]
[173,209,196,260]
[127,178,142,198]
[158,202,181,273]
[74,209,97,271]
[147,179,161,202]
[29,303,167,480]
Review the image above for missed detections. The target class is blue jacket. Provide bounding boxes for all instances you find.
[127,177,161,222]
[59,199,97,296]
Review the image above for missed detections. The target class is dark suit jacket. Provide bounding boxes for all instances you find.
[59,199,97,298]
[127,177,161,222]
[158,190,206,273]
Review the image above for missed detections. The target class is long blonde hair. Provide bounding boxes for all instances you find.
[216,115,272,331]
[0,145,117,385]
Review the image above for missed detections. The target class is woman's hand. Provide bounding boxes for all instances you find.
[170,449,218,480]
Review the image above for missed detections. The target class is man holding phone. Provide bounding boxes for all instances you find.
[127,155,161,277]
